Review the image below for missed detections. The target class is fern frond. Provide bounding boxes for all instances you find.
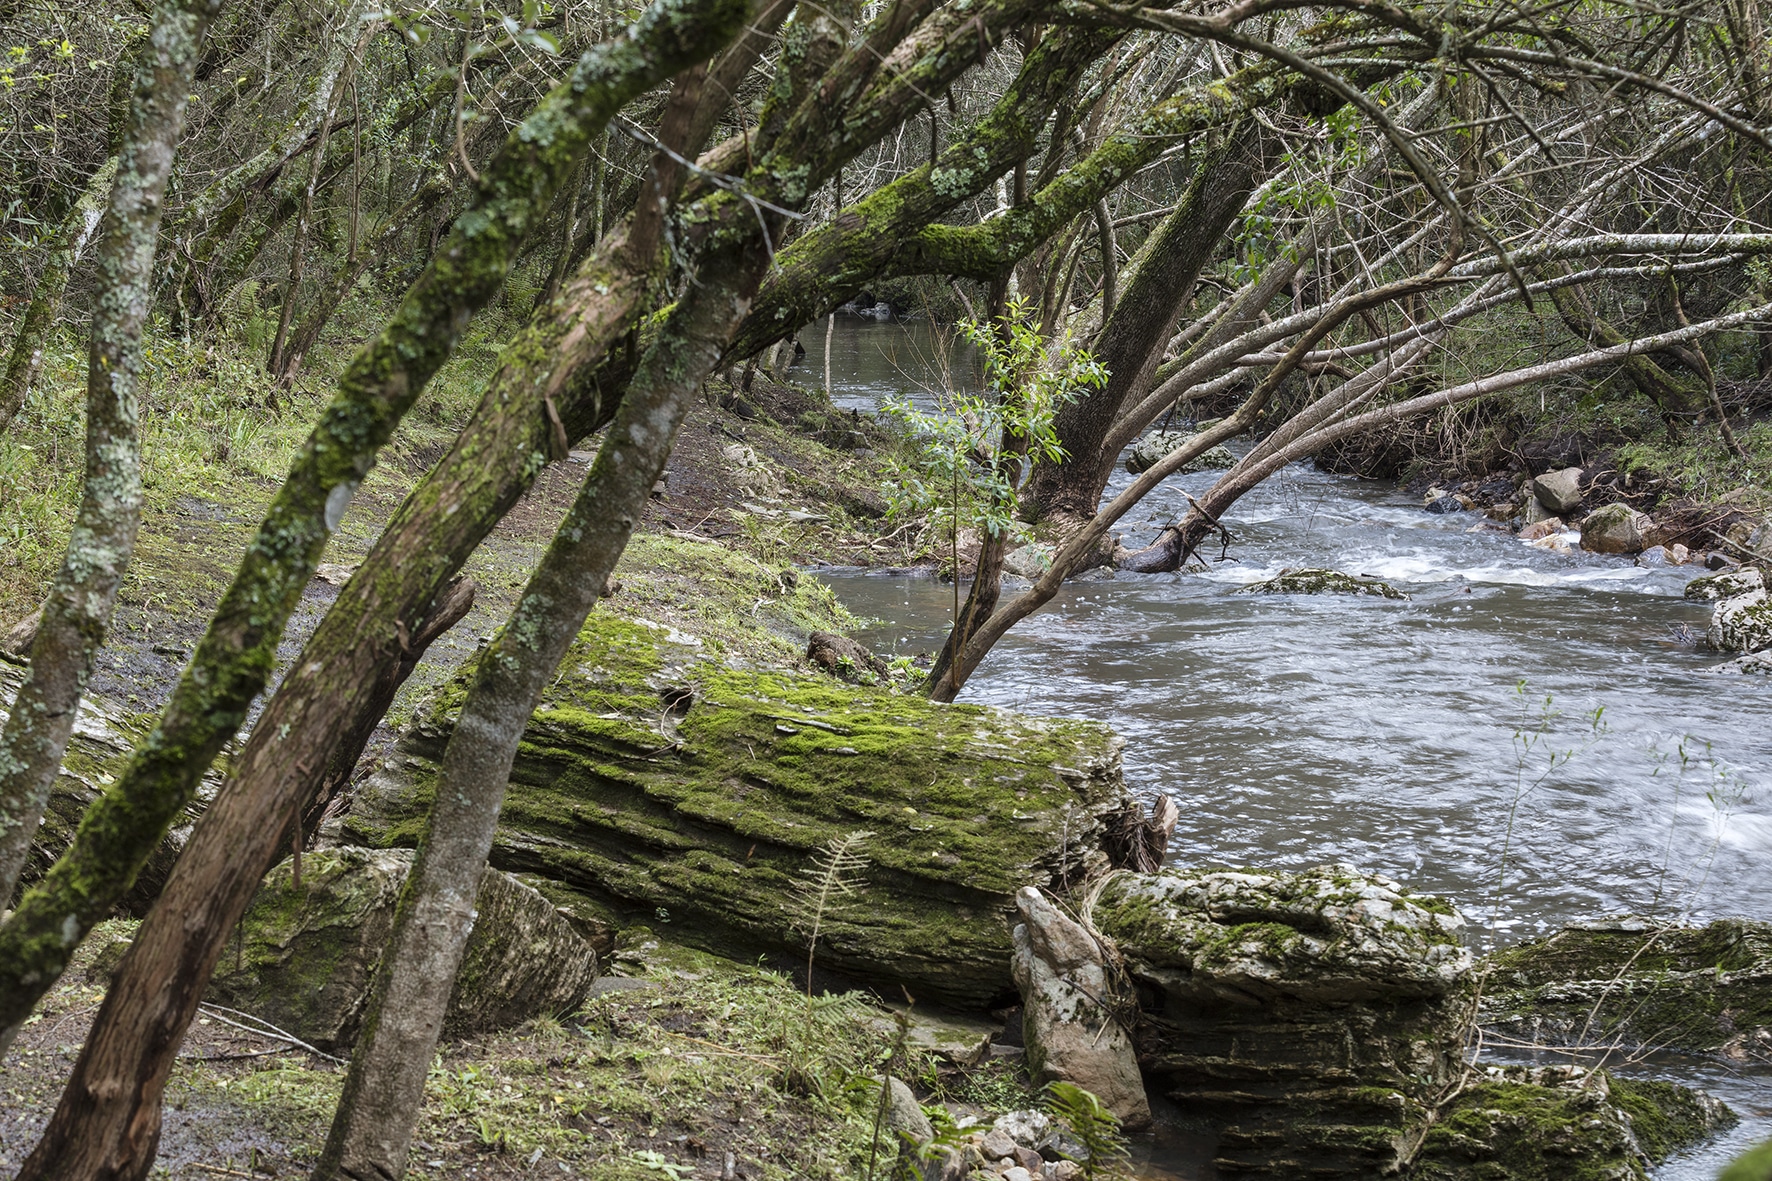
[789,829,874,997]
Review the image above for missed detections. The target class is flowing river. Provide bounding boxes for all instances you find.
[796,315,1772,1179]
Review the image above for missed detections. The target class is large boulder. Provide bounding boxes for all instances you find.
[1092,867,1734,1177]
[1580,502,1651,554]
[1707,588,1772,653]
[1010,886,1150,1129]
[1236,568,1409,600]
[1532,467,1585,515]
[1125,431,1235,475]
[1093,865,1470,1176]
[208,847,598,1050]
[339,614,1138,1009]
[1479,917,1772,1063]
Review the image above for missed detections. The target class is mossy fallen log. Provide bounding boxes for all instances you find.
[338,612,1136,1009]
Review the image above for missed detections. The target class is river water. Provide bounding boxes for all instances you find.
[791,316,1772,1178]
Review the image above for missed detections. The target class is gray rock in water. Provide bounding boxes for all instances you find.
[1010,886,1150,1130]
[1124,432,1235,475]
[1096,864,1471,1004]
[1532,466,1585,515]
[1479,917,1772,1063]
[1707,588,1772,653]
[1580,502,1650,554]
[208,847,598,1050]
[1236,568,1409,600]
[1002,543,1053,580]
[1686,567,1765,601]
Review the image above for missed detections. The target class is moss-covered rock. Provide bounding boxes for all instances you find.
[1685,566,1764,602]
[1707,588,1772,653]
[1479,916,1772,1062]
[339,609,1135,1010]
[1124,431,1236,475]
[1412,1066,1734,1181]
[1235,568,1409,599]
[207,847,597,1049]
[1093,865,1470,1176]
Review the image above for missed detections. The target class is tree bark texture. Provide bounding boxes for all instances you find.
[313,210,770,1181]
[0,156,119,434]
[0,0,223,914]
[1023,124,1280,523]
[0,0,749,1150]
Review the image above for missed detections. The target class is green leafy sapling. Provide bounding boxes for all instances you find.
[881,296,1105,630]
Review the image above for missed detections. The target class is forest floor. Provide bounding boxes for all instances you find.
[3,917,1038,1180]
[0,318,1002,1181]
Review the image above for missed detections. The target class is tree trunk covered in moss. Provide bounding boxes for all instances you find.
[0,5,748,1171]
[315,171,771,1181]
[0,0,224,918]
[0,156,118,434]
[881,63,1304,286]
[1022,125,1279,523]
[722,26,1122,361]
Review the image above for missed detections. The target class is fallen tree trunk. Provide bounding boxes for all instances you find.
[338,606,1139,1009]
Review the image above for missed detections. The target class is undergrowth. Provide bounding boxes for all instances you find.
[0,304,515,628]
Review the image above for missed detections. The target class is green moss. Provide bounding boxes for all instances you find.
[1236,568,1410,599]
[1415,1069,1733,1181]
[1610,1077,1735,1160]
[346,538,1127,1008]
[1481,920,1772,1053]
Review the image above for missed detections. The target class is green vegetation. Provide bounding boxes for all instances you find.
[4,919,979,1180]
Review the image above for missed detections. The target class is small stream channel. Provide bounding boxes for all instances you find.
[793,315,1772,1179]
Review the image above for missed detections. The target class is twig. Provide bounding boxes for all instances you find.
[197,1004,347,1064]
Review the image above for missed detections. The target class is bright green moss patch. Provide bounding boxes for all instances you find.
[1413,1068,1734,1181]
[345,537,1132,1009]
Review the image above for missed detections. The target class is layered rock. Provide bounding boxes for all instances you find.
[1010,886,1150,1129]
[207,847,598,1049]
[1412,1066,1734,1181]
[1479,917,1772,1063]
[339,614,1137,1009]
[1092,864,1469,1176]
[1236,568,1409,599]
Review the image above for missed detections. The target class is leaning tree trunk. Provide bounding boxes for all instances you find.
[0,156,118,434]
[314,112,775,1181]
[0,10,748,1173]
[1022,125,1278,524]
[0,0,224,914]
